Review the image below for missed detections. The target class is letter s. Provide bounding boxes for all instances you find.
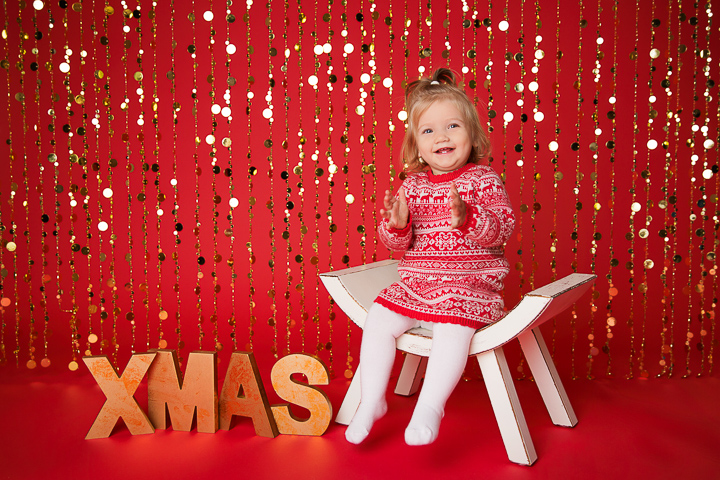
[270,354,333,436]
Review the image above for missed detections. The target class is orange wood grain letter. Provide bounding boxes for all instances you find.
[270,354,333,436]
[83,353,157,440]
[218,351,279,438]
[147,349,218,433]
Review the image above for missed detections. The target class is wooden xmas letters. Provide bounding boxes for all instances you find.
[84,351,332,439]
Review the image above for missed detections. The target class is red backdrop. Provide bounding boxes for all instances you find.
[0,0,717,381]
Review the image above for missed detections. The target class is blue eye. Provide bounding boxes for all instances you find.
[448,123,459,129]
[422,128,432,134]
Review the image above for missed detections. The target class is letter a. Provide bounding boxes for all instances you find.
[219,352,279,438]
[148,350,218,433]
[83,353,157,439]
[271,354,333,436]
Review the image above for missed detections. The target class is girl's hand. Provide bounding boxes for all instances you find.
[448,183,467,229]
[380,188,409,230]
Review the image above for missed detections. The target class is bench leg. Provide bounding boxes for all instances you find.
[394,353,428,396]
[335,366,362,425]
[518,327,578,427]
[477,347,537,466]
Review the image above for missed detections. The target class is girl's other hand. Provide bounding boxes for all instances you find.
[448,183,467,229]
[380,188,409,230]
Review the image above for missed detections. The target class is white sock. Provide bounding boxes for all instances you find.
[345,398,388,444]
[345,304,418,444]
[405,402,443,445]
[405,322,475,446]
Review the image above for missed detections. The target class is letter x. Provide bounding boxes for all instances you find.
[83,353,157,439]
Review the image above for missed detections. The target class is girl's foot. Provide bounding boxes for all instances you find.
[404,402,443,446]
[345,400,388,444]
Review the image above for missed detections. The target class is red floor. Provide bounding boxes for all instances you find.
[1,366,718,480]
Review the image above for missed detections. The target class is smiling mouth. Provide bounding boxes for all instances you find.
[434,147,455,154]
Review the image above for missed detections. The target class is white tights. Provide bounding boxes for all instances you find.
[345,303,476,445]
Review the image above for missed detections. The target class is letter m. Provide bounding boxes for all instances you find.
[147,349,218,433]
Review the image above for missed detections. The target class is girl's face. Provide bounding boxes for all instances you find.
[415,99,473,175]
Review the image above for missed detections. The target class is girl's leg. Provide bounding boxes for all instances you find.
[345,303,419,444]
[405,322,475,445]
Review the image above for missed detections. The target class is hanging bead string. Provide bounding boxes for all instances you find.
[709,2,719,377]
[385,2,395,237]
[324,3,336,373]
[282,0,292,356]
[48,6,65,364]
[442,0,450,67]
[604,0,619,377]
[86,1,102,358]
[548,0,561,357]
[426,0,433,71]
[463,4,476,104]
[513,0,528,379]
[16,4,29,369]
[135,3,147,353]
[696,3,714,376]
[62,4,81,371]
[204,1,222,354]
[569,0,586,380]
[370,8,379,260]
[637,1,660,380]
[95,4,113,359]
[515,0,526,296]
[482,6,493,158]
[311,0,321,357]
[100,4,120,366]
[417,0,424,71]
[357,2,368,272]
[188,0,204,353]
[294,4,306,353]
[168,0,182,354]
[7,19,19,364]
[626,0,640,379]
[224,2,237,353]
[664,1,686,378]
[585,0,603,379]
[148,1,166,351]
[656,0,675,378]
[76,0,92,363]
[682,4,700,378]
[0,0,10,368]
[119,3,137,355]
[134,1,152,353]
[265,0,278,359]
[342,0,353,379]
[386,0,396,312]
[36,5,52,368]
[528,0,542,293]
[245,1,256,353]
[708,11,719,376]
[25,5,42,371]
[499,1,508,184]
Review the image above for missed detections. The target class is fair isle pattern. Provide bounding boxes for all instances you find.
[376,164,516,328]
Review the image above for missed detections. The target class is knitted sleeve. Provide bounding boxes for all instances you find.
[458,168,516,246]
[378,217,413,251]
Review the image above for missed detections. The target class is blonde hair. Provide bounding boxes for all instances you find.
[401,68,491,173]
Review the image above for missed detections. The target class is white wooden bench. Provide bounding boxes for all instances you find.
[320,259,595,465]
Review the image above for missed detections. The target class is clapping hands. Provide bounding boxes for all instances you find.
[381,188,409,230]
[448,183,467,229]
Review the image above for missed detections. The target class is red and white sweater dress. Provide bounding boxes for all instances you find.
[375,163,515,329]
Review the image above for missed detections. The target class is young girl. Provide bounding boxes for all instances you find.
[345,68,515,446]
